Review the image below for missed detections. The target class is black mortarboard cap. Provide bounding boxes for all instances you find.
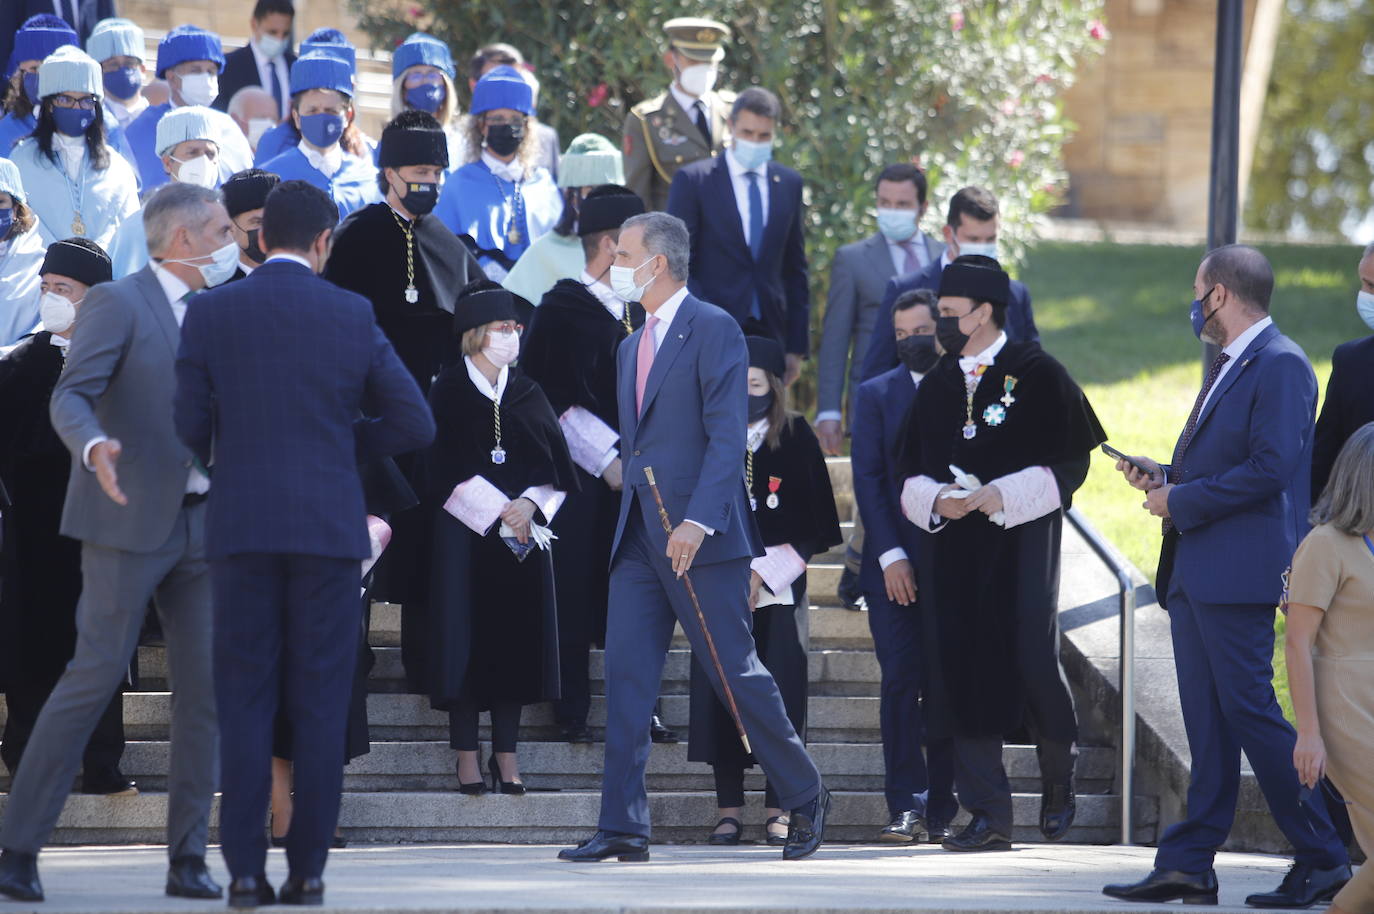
[40,237,112,287]
[745,335,785,379]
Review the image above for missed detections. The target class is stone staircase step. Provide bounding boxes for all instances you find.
[113,693,882,743]
[102,741,1118,795]
[0,790,1155,846]
[132,646,882,697]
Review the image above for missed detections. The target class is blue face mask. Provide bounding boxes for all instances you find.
[1358,290,1374,331]
[732,136,773,170]
[22,72,41,106]
[1190,286,1218,340]
[103,66,141,101]
[298,112,344,149]
[0,207,14,239]
[404,83,445,114]
[876,207,918,243]
[52,106,96,138]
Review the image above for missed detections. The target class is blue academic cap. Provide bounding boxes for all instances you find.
[289,51,353,98]
[7,14,78,79]
[391,32,454,80]
[155,25,224,79]
[300,28,356,71]
[470,64,533,116]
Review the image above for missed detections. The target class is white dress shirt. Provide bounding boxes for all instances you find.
[463,355,565,521]
[669,82,710,135]
[82,263,210,494]
[643,285,689,352]
[264,252,312,270]
[481,149,524,183]
[1200,316,1273,413]
[876,370,925,571]
[251,41,292,120]
[581,269,623,320]
[723,148,768,246]
[298,139,343,179]
[887,233,937,275]
[105,95,149,131]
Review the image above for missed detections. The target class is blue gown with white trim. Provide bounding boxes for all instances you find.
[433,158,562,282]
[257,145,381,220]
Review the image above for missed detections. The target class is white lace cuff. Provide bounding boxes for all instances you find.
[900,475,947,533]
[990,466,1061,529]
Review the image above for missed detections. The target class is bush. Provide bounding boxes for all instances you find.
[354,0,1107,401]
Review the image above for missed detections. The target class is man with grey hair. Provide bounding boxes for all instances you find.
[227,85,280,154]
[1312,241,1374,497]
[1106,244,1350,908]
[668,85,810,385]
[0,182,237,903]
[558,211,829,864]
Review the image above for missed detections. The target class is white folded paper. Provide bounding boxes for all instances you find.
[444,475,508,535]
[948,464,1005,526]
[559,406,620,476]
[751,543,807,596]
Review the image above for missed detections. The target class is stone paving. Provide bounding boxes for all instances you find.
[16,843,1305,913]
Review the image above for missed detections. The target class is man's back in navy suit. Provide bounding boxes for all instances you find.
[1312,333,1374,499]
[667,150,810,356]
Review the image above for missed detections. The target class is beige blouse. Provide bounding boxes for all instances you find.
[1288,523,1374,660]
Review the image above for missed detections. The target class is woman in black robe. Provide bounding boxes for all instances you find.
[420,280,579,793]
[688,337,842,846]
[0,238,129,794]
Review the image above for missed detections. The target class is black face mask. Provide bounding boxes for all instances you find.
[397,180,439,216]
[895,333,939,374]
[747,392,774,422]
[485,122,524,157]
[242,227,266,265]
[935,315,970,358]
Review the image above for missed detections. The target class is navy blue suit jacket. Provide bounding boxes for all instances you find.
[667,155,811,355]
[1163,322,1317,606]
[859,258,1038,382]
[850,365,920,597]
[612,292,763,566]
[1,0,113,75]
[212,44,296,113]
[174,259,435,561]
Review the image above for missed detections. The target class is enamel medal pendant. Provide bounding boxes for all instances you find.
[766,476,781,509]
[507,226,523,244]
[982,403,1007,427]
[962,420,977,440]
[490,447,507,465]
[404,286,419,304]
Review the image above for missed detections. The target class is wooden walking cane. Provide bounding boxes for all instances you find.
[643,467,752,755]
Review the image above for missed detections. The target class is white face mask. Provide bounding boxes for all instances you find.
[1358,289,1374,331]
[677,62,717,98]
[178,72,219,107]
[609,256,657,303]
[172,153,217,188]
[254,33,287,60]
[483,329,520,367]
[246,117,275,148]
[166,240,240,288]
[957,240,999,261]
[40,291,78,333]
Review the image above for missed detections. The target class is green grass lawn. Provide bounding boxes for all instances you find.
[1021,239,1369,721]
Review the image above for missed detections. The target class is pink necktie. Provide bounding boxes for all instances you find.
[636,315,660,414]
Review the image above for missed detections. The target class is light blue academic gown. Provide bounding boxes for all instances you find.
[0,113,36,157]
[434,159,562,281]
[107,207,149,278]
[0,224,46,345]
[257,145,381,219]
[8,137,140,250]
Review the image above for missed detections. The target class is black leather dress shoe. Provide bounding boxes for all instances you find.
[925,819,952,844]
[557,830,650,862]
[228,874,276,908]
[707,817,743,846]
[166,855,223,899]
[278,875,324,906]
[784,786,831,860]
[80,770,138,796]
[942,815,1012,852]
[837,567,865,611]
[561,724,594,744]
[0,849,43,902]
[1244,861,1350,908]
[1102,868,1219,905]
[877,810,926,844]
[648,713,679,744]
[1039,781,1076,841]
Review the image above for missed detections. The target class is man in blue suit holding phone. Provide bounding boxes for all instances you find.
[174,180,435,908]
[1104,245,1350,908]
[558,212,828,864]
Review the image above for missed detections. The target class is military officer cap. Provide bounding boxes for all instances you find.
[663,17,730,63]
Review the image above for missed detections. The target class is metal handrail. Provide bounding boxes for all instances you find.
[1066,508,1137,845]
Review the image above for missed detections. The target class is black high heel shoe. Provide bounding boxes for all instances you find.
[488,755,526,795]
[457,759,488,795]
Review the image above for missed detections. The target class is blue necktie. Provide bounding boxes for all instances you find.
[267,62,284,117]
[747,171,764,319]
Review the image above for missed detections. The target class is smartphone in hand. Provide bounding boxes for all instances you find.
[1100,443,1151,477]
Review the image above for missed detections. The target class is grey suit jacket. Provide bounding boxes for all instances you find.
[51,265,199,553]
[817,230,941,422]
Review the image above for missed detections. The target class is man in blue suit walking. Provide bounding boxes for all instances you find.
[174,180,435,908]
[558,212,828,863]
[859,186,1038,383]
[850,288,956,844]
[667,87,810,385]
[1104,245,1349,908]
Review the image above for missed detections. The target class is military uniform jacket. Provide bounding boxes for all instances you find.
[623,87,735,212]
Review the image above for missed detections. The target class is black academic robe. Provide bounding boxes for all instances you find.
[688,416,842,768]
[899,342,1105,739]
[325,202,483,621]
[520,279,644,650]
[416,362,580,711]
[0,334,84,692]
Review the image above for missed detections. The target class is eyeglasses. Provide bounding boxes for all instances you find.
[487,322,523,336]
[403,70,445,88]
[482,114,525,128]
[52,95,98,110]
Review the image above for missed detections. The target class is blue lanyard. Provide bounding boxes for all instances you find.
[1364,534,1374,559]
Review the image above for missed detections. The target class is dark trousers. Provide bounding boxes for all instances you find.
[212,553,359,881]
[713,765,779,810]
[449,700,520,753]
[864,589,957,821]
[1,681,125,784]
[1154,580,1347,873]
[598,508,821,837]
[553,640,591,730]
